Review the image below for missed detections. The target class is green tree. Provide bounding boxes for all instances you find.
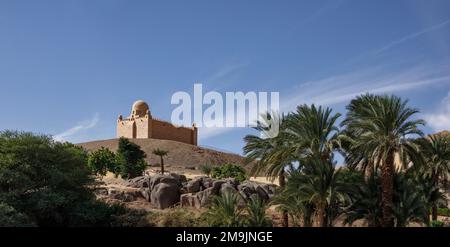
[87,147,117,176]
[152,148,169,175]
[285,104,341,161]
[345,172,430,227]
[243,112,292,226]
[286,158,350,227]
[0,131,120,226]
[341,94,424,226]
[415,135,450,221]
[116,137,147,179]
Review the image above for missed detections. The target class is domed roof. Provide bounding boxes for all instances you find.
[131,100,150,117]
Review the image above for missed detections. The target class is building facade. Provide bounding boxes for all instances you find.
[117,100,198,145]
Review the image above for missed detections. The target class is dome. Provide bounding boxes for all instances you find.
[131,100,150,117]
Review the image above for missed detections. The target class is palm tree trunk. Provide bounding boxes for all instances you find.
[317,205,326,227]
[279,172,289,227]
[160,156,165,174]
[432,204,438,221]
[381,151,395,227]
[431,173,439,221]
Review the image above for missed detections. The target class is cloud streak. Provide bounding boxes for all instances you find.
[54,113,100,142]
[199,63,450,141]
[374,18,450,55]
[281,63,450,111]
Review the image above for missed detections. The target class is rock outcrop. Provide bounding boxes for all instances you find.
[97,173,277,210]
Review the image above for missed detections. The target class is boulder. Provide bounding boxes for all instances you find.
[149,174,179,190]
[201,177,214,189]
[225,178,239,187]
[237,182,256,199]
[180,193,201,208]
[220,183,238,196]
[186,179,201,193]
[212,180,226,194]
[150,183,180,209]
[108,188,136,202]
[140,188,151,202]
[125,176,147,188]
[197,187,215,207]
[169,173,187,184]
[255,185,269,202]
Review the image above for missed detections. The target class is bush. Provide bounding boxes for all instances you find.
[0,131,126,226]
[437,207,450,217]
[116,137,148,179]
[0,203,35,227]
[200,164,213,177]
[210,164,247,182]
[430,220,445,227]
[87,147,117,176]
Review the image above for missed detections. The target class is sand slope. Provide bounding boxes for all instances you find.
[78,138,248,172]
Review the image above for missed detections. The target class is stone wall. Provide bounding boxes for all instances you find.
[151,119,197,145]
[117,117,197,145]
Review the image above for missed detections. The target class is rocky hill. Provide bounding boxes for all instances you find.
[77,138,248,173]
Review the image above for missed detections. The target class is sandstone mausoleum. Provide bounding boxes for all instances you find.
[117,100,198,145]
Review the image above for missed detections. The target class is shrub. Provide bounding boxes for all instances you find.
[430,220,444,227]
[200,164,213,177]
[245,194,272,227]
[210,163,247,182]
[87,147,117,176]
[205,192,244,227]
[0,203,35,227]
[437,207,450,217]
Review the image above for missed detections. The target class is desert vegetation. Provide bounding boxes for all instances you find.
[243,94,450,227]
[0,93,449,227]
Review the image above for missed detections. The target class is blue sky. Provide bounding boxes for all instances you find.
[1,0,450,156]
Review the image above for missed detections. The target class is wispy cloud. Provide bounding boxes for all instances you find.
[373,18,450,55]
[198,63,450,141]
[206,63,248,83]
[424,91,450,132]
[54,113,100,142]
[289,0,347,33]
[281,63,450,111]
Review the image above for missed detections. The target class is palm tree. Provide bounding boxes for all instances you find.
[415,134,450,221]
[152,148,168,174]
[286,158,350,227]
[345,175,382,227]
[285,104,341,161]
[345,171,430,227]
[341,94,424,227]
[243,112,292,226]
[392,172,429,227]
[271,185,315,226]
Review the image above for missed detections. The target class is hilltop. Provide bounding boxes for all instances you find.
[77,138,247,174]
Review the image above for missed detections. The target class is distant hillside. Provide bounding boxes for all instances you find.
[433,130,450,137]
[77,138,248,172]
